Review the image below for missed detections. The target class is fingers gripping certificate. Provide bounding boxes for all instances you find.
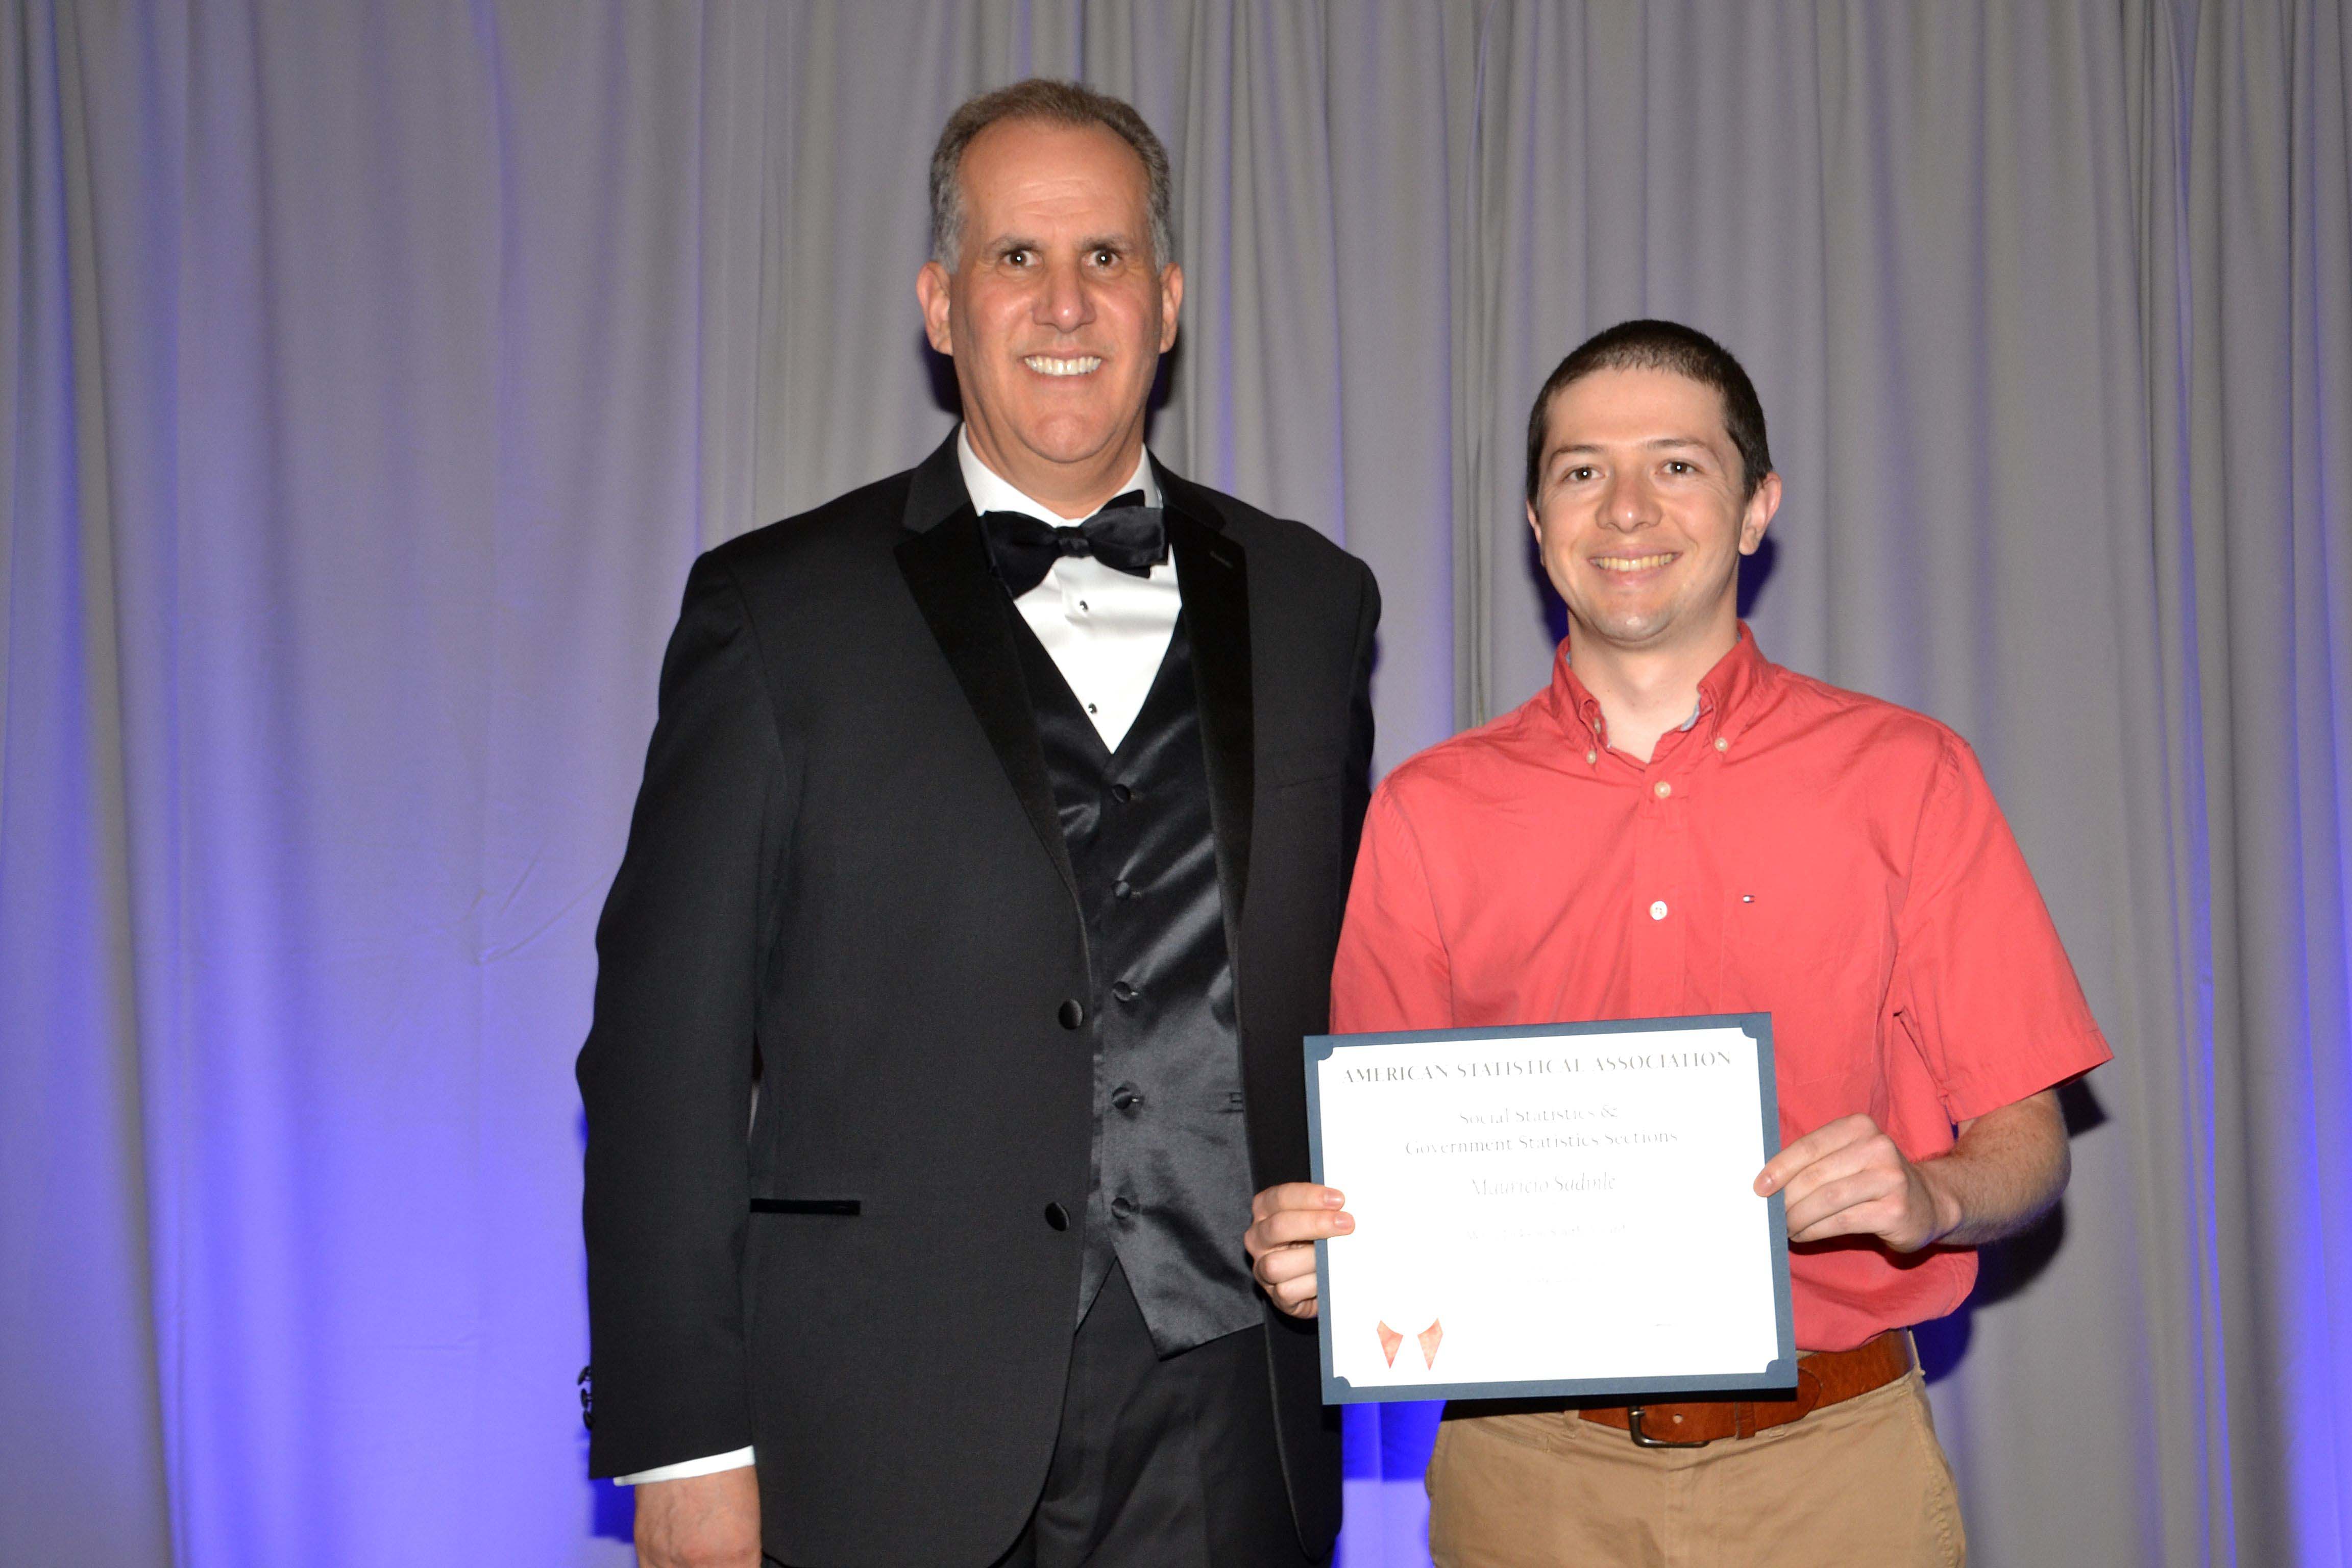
[1305,1015,1797,1403]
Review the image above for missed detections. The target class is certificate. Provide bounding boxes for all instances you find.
[1304,1014,1796,1404]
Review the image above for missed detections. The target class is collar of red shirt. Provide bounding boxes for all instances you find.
[1545,622,1774,755]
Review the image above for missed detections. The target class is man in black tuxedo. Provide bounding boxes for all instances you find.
[580,79,1378,1568]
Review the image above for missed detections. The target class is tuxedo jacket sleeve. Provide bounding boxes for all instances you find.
[578,552,787,1471]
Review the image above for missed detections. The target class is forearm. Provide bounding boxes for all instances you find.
[1915,1089,2069,1247]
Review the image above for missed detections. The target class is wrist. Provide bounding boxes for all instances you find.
[1915,1158,1966,1248]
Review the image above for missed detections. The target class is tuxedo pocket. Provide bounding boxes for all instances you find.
[750,1197,862,1216]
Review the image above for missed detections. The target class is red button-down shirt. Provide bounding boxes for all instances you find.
[1330,629,2111,1351]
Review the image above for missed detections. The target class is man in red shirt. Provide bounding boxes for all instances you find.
[1243,320,2110,1565]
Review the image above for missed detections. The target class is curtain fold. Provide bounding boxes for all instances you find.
[3,3,2348,1564]
[2167,4,2352,1562]
[0,0,175,1561]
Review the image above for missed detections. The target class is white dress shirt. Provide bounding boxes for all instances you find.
[960,429,1180,750]
[613,434,1179,1487]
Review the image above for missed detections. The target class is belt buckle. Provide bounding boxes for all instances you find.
[1625,1405,1711,1449]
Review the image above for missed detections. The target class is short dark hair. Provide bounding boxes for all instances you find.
[1523,320,1774,505]
[928,79,1174,270]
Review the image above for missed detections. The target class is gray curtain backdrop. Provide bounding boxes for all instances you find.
[5,2,2348,1565]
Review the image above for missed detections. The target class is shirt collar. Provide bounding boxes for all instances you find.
[1548,623,1772,752]
[955,425,1160,523]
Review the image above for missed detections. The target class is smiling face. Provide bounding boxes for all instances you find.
[1526,365,1781,659]
[916,117,1181,513]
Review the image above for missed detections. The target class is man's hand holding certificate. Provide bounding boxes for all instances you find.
[1247,1015,1797,1403]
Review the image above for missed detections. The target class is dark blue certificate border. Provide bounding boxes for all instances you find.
[1303,1013,1796,1405]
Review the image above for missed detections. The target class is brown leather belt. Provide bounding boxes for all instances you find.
[1579,1330,1913,1447]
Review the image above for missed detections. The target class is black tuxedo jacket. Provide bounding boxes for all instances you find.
[580,432,1378,1567]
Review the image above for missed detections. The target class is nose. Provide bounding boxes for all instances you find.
[1034,256,1093,334]
[1599,468,1655,531]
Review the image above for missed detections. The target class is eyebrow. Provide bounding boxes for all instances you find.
[1553,435,1716,458]
[985,231,1139,253]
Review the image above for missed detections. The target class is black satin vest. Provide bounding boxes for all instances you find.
[1010,615,1264,1356]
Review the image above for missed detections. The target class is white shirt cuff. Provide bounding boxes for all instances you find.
[614,1446,756,1486]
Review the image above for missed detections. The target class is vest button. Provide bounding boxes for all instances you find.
[1043,1202,1070,1231]
[1057,998,1085,1030]
[1113,879,1134,900]
[1112,1085,1142,1112]
[1111,980,1138,1003]
[1111,782,1134,804]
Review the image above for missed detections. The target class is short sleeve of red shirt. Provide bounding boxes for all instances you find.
[1892,733,2111,1122]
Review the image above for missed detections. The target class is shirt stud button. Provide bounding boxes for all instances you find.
[1649,900,1669,920]
[1715,737,1729,752]
[1654,781,1672,799]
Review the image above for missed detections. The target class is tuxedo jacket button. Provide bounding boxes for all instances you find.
[1058,998,1085,1030]
[1043,1202,1071,1231]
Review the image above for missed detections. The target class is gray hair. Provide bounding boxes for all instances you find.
[928,79,1175,271]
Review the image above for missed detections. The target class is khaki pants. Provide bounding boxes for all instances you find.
[1426,1368,1966,1568]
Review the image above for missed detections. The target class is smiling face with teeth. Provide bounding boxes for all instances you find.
[917,118,1182,517]
[1526,365,1782,666]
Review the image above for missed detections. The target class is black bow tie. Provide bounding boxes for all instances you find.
[979,492,1165,596]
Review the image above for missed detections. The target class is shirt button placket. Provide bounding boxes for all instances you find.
[1653,764,1696,1008]
[1630,766,1660,1006]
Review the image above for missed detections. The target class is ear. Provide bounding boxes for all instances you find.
[1738,471,1782,555]
[1158,262,1184,353]
[917,260,954,357]
[1526,497,1543,542]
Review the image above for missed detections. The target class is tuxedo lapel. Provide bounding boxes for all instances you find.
[1163,489,1255,933]
[895,437,1081,910]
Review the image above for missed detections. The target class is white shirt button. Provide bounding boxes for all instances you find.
[1653,781,1672,799]
[1586,749,1599,765]
[1714,736,1729,752]
[1649,900,1669,920]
